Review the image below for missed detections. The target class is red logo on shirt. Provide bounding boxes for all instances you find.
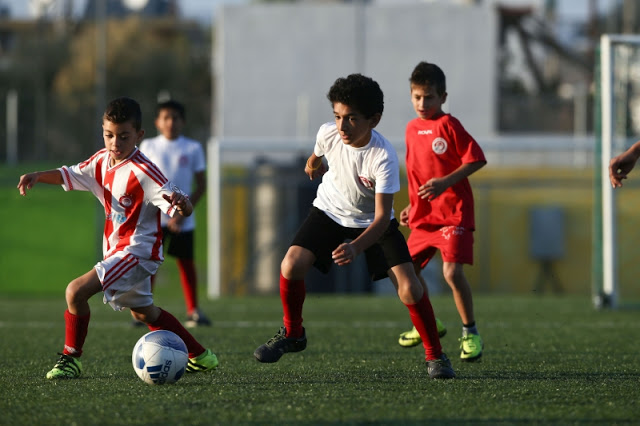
[119,194,134,208]
[359,176,374,189]
[432,137,448,155]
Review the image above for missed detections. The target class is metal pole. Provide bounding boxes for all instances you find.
[600,35,617,308]
[207,137,221,298]
[95,0,107,259]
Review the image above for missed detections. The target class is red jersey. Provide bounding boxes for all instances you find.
[59,148,184,262]
[405,114,486,230]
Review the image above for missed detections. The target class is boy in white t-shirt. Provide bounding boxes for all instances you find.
[253,74,455,379]
[139,100,209,327]
[17,97,218,380]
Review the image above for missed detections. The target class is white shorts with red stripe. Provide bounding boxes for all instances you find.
[95,252,162,311]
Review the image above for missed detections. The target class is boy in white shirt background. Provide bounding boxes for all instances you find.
[139,100,210,327]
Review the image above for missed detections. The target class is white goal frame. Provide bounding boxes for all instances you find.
[597,34,640,309]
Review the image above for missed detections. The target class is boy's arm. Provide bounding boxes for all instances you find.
[610,140,640,188]
[190,170,206,207]
[17,169,63,196]
[167,170,206,231]
[332,192,393,266]
[418,160,486,201]
[305,153,327,180]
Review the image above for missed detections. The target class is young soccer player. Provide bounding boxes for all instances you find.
[609,140,640,187]
[138,100,210,328]
[17,97,219,380]
[397,62,487,362]
[253,74,455,379]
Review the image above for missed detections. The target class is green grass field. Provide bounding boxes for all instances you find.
[2,165,640,424]
[1,164,201,296]
[1,294,639,425]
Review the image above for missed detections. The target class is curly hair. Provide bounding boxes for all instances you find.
[103,97,142,131]
[327,74,384,118]
[409,62,446,96]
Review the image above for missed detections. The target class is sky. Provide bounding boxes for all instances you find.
[0,0,614,26]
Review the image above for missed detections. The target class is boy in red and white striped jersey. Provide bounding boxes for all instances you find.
[17,97,219,380]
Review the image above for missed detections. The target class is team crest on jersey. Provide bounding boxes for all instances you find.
[432,138,448,155]
[359,176,374,189]
[119,194,134,208]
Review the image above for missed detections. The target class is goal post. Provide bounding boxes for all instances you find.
[594,34,640,309]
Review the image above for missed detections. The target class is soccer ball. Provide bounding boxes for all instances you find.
[132,330,189,385]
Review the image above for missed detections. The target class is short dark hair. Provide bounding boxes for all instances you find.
[327,74,384,118]
[103,97,142,131]
[156,99,186,120]
[410,62,447,95]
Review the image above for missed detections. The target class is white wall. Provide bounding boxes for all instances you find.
[214,2,497,144]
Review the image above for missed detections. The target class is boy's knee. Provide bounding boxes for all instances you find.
[65,280,83,304]
[131,305,160,324]
[395,275,423,304]
[280,253,308,279]
[443,263,465,286]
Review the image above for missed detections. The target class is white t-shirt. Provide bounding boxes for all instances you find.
[312,122,400,228]
[139,135,206,231]
[59,148,184,262]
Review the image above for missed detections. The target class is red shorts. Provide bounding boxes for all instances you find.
[407,226,474,268]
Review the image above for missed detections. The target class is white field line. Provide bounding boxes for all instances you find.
[0,320,635,329]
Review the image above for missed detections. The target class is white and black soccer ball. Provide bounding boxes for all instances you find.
[132,330,188,385]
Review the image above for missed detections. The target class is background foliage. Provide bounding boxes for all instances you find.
[0,17,211,163]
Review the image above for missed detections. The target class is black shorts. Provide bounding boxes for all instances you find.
[291,207,412,281]
[162,228,194,260]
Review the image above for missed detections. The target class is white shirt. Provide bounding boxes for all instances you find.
[139,135,206,231]
[312,122,400,228]
[59,148,184,262]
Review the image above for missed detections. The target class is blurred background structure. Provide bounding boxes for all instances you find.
[2,0,640,303]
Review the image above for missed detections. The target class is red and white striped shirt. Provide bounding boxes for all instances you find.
[59,147,184,262]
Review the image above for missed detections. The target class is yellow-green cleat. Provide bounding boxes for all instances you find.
[46,353,82,380]
[459,332,484,362]
[398,318,447,348]
[187,348,218,373]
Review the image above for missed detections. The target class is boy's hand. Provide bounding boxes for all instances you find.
[305,161,327,181]
[399,204,411,227]
[418,177,448,201]
[610,152,639,188]
[17,173,39,196]
[163,192,193,217]
[332,242,358,266]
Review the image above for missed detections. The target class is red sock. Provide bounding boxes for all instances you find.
[148,308,205,358]
[405,292,442,360]
[177,258,198,314]
[63,310,90,357]
[280,272,305,338]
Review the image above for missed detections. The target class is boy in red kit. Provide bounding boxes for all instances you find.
[17,97,218,379]
[397,62,487,362]
[253,74,455,379]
